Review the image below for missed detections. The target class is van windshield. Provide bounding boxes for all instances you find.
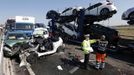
[15,23,34,30]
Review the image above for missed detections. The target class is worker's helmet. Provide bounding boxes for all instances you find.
[84,34,90,37]
[101,35,106,40]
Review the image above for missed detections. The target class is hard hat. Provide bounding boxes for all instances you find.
[84,34,90,37]
[101,35,106,39]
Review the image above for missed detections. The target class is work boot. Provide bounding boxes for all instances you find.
[95,62,100,70]
[100,62,105,69]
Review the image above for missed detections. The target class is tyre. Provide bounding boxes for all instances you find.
[100,8,109,16]
[127,20,134,25]
[46,10,60,19]
[72,9,78,16]
[128,12,134,20]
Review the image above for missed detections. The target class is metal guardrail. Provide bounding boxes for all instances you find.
[0,34,4,75]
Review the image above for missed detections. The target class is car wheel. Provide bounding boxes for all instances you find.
[72,9,78,16]
[127,20,134,25]
[129,12,134,20]
[100,8,109,16]
[46,10,60,19]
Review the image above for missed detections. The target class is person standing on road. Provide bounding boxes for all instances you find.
[82,34,94,70]
[95,35,108,70]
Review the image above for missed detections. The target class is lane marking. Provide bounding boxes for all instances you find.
[69,67,79,74]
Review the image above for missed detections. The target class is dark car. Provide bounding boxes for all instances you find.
[84,24,119,46]
[3,31,29,57]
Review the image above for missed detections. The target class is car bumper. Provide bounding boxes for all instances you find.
[109,10,117,15]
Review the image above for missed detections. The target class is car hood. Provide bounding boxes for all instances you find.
[5,40,27,47]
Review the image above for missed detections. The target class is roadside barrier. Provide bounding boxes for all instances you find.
[0,34,4,75]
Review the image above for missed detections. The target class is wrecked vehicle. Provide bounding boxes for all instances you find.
[3,30,63,68]
[31,28,63,57]
[18,35,63,68]
[3,31,29,57]
[33,27,49,39]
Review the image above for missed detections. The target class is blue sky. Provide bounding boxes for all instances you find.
[0,0,134,26]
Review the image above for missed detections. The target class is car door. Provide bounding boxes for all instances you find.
[68,26,76,36]
[66,25,74,36]
[85,3,102,16]
[62,25,71,35]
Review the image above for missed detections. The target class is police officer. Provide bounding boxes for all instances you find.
[82,34,94,69]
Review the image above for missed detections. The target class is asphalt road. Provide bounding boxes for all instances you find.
[27,44,122,75]
[8,43,134,75]
[29,54,120,75]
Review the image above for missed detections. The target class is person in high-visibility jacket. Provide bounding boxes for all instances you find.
[82,34,96,69]
[95,35,108,70]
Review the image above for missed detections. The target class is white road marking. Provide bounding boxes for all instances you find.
[69,67,79,74]
[57,65,63,70]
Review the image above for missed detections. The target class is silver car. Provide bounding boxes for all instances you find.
[122,7,134,20]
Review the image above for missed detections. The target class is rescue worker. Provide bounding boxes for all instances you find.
[82,34,95,69]
[95,35,108,70]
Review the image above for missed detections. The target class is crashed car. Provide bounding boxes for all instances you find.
[3,31,29,57]
[33,27,49,39]
[85,1,117,17]
[18,35,63,67]
[31,28,63,57]
[60,23,79,40]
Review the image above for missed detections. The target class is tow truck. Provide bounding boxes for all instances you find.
[46,1,119,46]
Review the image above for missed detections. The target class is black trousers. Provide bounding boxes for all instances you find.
[84,53,90,69]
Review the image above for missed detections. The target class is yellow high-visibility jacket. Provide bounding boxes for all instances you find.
[82,39,96,54]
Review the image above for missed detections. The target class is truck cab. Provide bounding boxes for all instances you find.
[6,16,35,37]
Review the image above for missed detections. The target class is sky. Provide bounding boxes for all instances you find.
[0,0,134,26]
